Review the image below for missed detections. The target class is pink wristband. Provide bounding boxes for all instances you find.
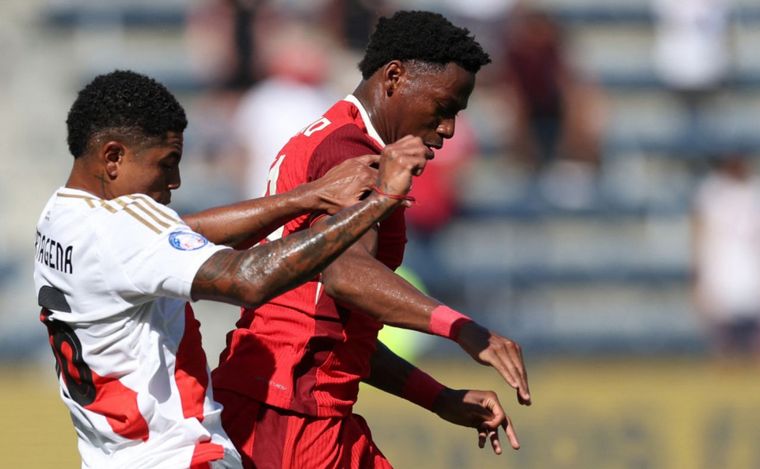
[401,368,445,411]
[429,305,473,340]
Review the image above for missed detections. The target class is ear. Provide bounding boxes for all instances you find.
[382,60,405,97]
[101,141,126,180]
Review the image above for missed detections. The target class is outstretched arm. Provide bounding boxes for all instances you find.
[182,155,379,246]
[364,341,520,453]
[321,234,531,406]
[190,136,429,309]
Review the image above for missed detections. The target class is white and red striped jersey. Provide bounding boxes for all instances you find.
[33,187,241,469]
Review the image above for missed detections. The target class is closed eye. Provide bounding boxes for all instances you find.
[437,102,460,119]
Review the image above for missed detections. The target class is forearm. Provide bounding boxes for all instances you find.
[324,255,470,336]
[182,184,315,246]
[324,229,531,406]
[364,341,446,412]
[365,342,520,453]
[191,193,398,307]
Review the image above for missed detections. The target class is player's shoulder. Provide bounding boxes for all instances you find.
[112,194,184,233]
[286,100,372,149]
[81,193,184,238]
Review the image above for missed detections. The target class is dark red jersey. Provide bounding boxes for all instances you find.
[213,96,406,417]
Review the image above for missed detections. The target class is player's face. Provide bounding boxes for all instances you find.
[389,62,475,153]
[119,132,183,205]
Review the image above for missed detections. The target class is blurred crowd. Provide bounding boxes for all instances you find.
[178,0,610,221]
[2,0,758,362]
[174,0,760,360]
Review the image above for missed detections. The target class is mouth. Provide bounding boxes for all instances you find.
[425,143,441,160]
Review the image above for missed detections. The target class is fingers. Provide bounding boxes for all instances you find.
[507,343,530,404]
[485,352,528,405]
[478,428,487,449]
[489,430,503,454]
[477,428,504,455]
[504,414,520,450]
[376,135,430,196]
[483,338,531,406]
[457,325,531,406]
[393,135,429,176]
[484,399,519,452]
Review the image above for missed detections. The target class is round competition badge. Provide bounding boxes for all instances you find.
[168,231,209,251]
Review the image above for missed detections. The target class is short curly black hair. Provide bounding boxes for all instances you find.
[66,70,187,158]
[358,10,491,80]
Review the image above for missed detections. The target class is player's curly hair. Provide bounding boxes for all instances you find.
[358,10,491,79]
[66,70,187,158]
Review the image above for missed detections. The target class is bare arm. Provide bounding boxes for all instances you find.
[321,229,531,405]
[191,192,397,307]
[191,135,431,309]
[364,341,520,453]
[182,155,379,246]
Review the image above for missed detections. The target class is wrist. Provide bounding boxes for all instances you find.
[431,387,464,417]
[401,368,445,411]
[289,183,319,213]
[371,184,415,204]
[365,190,402,208]
[428,305,474,341]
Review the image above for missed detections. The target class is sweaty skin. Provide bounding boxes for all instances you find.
[317,61,530,452]
[190,135,432,309]
[183,155,381,247]
[66,126,432,313]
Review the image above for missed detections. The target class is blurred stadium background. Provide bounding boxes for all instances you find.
[2,0,760,467]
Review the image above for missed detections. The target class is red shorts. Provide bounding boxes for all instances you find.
[216,389,393,469]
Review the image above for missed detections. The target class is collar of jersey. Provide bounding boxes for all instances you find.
[57,187,101,199]
[344,94,385,149]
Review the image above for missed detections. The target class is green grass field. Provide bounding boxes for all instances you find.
[4,358,760,468]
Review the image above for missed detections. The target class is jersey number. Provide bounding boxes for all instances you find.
[264,116,332,244]
[303,117,331,137]
[265,154,287,242]
[41,308,97,406]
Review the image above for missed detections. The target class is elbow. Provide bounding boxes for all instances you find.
[321,264,355,301]
[235,284,266,310]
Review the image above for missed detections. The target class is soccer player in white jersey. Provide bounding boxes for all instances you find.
[33,70,430,468]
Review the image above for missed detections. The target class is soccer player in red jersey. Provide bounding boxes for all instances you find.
[213,11,531,467]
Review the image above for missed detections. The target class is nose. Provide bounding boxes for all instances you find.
[436,118,456,139]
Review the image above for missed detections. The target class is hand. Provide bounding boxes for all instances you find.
[434,388,520,453]
[309,154,379,214]
[457,322,531,406]
[375,135,433,198]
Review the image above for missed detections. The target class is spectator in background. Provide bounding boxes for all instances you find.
[501,7,605,208]
[692,153,760,360]
[325,0,388,52]
[403,113,478,283]
[653,0,730,144]
[186,0,264,90]
[233,21,336,198]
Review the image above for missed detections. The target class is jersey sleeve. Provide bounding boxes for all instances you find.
[302,125,382,228]
[305,124,381,181]
[98,197,229,301]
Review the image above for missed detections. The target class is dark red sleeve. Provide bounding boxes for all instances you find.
[306,124,381,182]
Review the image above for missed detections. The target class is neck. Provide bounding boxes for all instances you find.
[353,81,392,144]
[65,157,112,199]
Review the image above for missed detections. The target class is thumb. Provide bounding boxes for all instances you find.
[481,397,505,429]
